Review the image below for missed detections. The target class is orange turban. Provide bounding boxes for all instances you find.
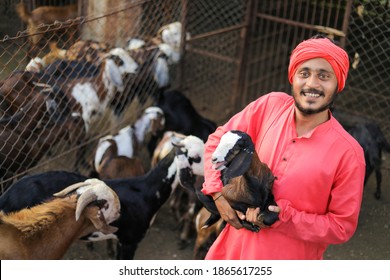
[288,38,350,92]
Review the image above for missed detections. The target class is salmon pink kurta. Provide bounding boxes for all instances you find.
[202,92,365,260]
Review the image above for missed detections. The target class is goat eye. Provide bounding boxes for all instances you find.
[110,55,124,66]
[189,156,201,165]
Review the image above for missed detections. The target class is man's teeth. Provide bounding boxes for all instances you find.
[305,93,320,97]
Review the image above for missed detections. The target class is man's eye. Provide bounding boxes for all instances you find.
[299,71,309,78]
[319,73,330,80]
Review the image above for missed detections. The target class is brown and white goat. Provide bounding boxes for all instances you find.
[0,71,75,185]
[66,39,112,66]
[151,131,186,168]
[0,178,120,259]
[94,138,145,180]
[92,106,165,179]
[51,57,123,133]
[193,207,224,259]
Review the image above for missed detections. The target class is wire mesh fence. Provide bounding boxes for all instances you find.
[0,0,389,192]
[0,0,189,191]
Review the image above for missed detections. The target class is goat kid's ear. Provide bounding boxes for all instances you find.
[223,150,253,181]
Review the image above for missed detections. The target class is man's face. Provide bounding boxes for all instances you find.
[292,58,338,115]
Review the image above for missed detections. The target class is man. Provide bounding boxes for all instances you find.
[201,36,365,259]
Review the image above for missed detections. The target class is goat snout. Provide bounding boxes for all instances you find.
[211,157,226,171]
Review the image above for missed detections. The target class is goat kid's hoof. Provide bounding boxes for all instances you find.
[241,221,260,233]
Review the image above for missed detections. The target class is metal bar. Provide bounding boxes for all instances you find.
[187,23,248,42]
[340,0,353,47]
[177,0,188,90]
[232,0,254,112]
[187,47,239,64]
[256,12,345,37]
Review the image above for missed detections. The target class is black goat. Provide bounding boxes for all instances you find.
[332,109,390,199]
[148,89,217,155]
[0,135,204,259]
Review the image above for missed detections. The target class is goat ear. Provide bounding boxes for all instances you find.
[222,150,253,183]
[85,207,119,234]
[104,59,124,89]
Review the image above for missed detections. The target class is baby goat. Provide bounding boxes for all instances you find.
[0,179,120,259]
[186,130,278,232]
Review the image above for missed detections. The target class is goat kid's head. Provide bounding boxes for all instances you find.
[53,178,121,234]
[158,22,191,50]
[106,48,139,76]
[173,135,204,178]
[211,130,254,179]
[146,107,165,135]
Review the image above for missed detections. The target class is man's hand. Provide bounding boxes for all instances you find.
[242,206,280,229]
[212,192,243,229]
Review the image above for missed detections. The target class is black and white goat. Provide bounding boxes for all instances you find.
[0,135,204,259]
[147,89,217,156]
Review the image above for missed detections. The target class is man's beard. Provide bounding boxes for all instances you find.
[292,87,338,115]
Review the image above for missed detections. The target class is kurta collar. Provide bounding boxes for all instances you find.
[289,107,333,139]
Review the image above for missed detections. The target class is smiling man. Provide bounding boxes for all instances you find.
[201,35,366,259]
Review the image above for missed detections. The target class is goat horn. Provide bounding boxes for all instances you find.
[53,181,91,197]
[75,187,98,221]
[172,141,185,148]
[75,180,119,222]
